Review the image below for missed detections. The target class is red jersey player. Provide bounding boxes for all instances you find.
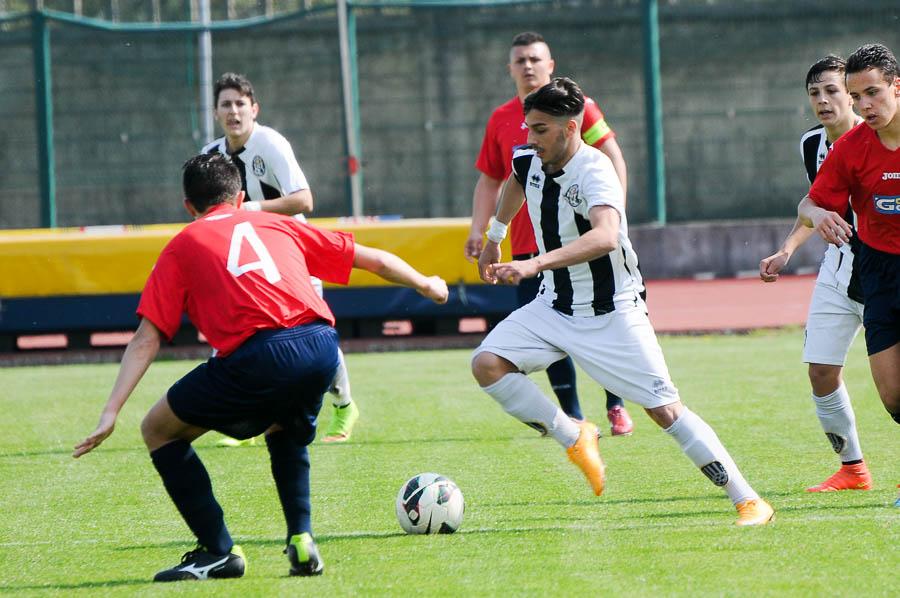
[799,43,900,508]
[465,31,633,435]
[74,154,448,581]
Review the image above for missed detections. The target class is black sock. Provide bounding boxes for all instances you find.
[547,356,583,420]
[604,390,625,411]
[150,439,233,555]
[266,431,312,542]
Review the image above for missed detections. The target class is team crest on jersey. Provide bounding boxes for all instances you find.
[563,184,582,207]
[252,155,266,177]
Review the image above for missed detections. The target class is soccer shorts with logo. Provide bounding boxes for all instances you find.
[859,243,900,356]
[474,298,679,409]
[802,280,864,366]
[167,323,339,445]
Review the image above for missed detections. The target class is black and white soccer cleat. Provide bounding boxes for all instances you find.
[153,544,246,582]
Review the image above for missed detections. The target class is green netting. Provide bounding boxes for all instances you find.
[1,1,899,228]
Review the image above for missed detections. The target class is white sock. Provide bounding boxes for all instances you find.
[328,348,352,407]
[813,383,863,463]
[482,373,580,447]
[665,408,758,505]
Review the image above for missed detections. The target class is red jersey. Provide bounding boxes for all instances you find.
[810,122,900,255]
[137,204,355,356]
[475,95,615,255]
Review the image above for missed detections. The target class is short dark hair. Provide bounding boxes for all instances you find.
[523,77,584,118]
[805,55,846,89]
[182,153,242,213]
[213,72,256,106]
[846,43,899,84]
[511,31,545,47]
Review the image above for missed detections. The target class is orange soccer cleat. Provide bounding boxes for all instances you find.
[566,421,606,496]
[806,462,873,492]
[735,498,775,526]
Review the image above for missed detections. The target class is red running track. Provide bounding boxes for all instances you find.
[645,274,816,333]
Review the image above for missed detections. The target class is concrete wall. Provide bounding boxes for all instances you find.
[630,218,825,279]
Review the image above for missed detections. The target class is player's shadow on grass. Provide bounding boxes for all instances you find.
[115,530,411,553]
[486,493,726,508]
[0,578,149,593]
[327,435,522,447]
[0,445,147,459]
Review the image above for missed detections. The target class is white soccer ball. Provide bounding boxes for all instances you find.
[395,473,465,534]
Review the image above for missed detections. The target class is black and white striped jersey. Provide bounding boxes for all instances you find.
[202,124,309,202]
[800,123,862,303]
[801,124,830,185]
[511,144,644,317]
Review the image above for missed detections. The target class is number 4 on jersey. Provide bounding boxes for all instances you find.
[227,221,282,284]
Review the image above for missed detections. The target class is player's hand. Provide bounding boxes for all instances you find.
[811,210,852,247]
[419,276,449,304]
[73,411,117,458]
[491,259,538,285]
[759,250,790,282]
[464,232,484,264]
[478,242,502,283]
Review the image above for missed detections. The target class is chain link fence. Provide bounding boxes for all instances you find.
[1,0,899,228]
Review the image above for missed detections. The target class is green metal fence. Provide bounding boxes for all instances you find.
[1,0,899,229]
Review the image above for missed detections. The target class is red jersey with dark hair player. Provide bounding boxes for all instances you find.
[73,153,448,582]
[467,31,634,436]
[799,43,900,509]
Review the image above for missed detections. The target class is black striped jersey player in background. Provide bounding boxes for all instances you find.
[203,72,360,445]
[759,55,870,492]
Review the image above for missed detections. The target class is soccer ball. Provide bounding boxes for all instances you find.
[395,473,465,534]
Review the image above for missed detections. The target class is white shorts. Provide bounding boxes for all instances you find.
[802,280,864,366]
[474,299,680,409]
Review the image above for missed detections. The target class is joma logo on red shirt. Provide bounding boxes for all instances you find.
[882,172,900,180]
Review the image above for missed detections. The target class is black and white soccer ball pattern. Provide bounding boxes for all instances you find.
[395,473,465,534]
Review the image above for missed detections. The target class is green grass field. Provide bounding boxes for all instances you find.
[1,329,897,596]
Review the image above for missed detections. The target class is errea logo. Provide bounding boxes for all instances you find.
[529,173,542,189]
[882,172,900,180]
[874,195,900,214]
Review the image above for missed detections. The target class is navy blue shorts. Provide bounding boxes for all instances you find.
[859,244,900,356]
[167,323,339,445]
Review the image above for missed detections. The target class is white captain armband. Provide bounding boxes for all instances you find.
[242,200,263,212]
[486,219,509,244]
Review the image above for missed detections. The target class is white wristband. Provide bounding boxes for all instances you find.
[486,219,508,244]
[242,200,262,212]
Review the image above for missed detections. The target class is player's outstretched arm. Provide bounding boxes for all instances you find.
[798,195,852,247]
[353,244,449,304]
[465,174,503,263]
[759,217,817,282]
[73,318,162,458]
